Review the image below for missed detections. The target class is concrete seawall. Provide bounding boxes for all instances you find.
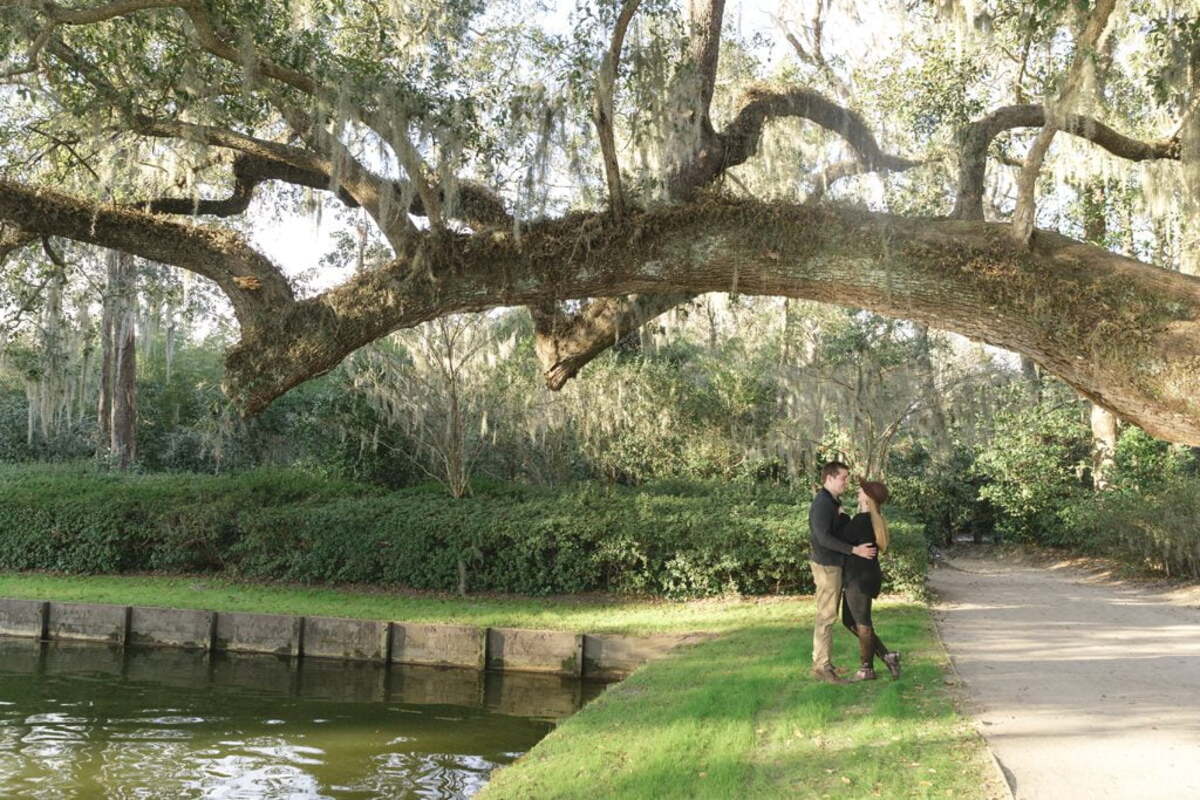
[0,596,701,680]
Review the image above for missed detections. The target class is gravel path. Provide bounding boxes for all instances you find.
[928,554,1200,800]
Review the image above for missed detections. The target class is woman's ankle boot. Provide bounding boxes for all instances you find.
[853,626,877,681]
[873,634,901,679]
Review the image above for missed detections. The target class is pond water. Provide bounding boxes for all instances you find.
[0,637,606,799]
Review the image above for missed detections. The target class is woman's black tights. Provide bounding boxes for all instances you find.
[842,588,890,667]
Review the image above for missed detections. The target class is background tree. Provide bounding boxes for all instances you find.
[0,0,1199,442]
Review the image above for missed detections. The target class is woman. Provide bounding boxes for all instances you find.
[836,480,901,681]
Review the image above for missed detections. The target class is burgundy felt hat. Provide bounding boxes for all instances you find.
[860,480,889,506]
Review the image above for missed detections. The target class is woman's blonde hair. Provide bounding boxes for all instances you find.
[860,480,890,554]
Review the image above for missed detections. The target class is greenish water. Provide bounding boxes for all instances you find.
[0,638,605,799]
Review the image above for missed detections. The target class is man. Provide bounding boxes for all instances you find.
[809,461,876,683]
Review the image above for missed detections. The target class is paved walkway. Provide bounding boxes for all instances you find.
[928,554,1200,800]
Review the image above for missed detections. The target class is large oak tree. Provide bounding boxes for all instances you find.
[2,0,1200,443]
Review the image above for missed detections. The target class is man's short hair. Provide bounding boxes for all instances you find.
[819,460,850,482]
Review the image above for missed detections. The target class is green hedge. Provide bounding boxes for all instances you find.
[1064,477,1200,580]
[0,465,927,599]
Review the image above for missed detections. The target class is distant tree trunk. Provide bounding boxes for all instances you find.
[112,290,137,468]
[76,302,93,428]
[1020,356,1042,404]
[97,256,115,449]
[1082,179,1118,489]
[913,324,950,457]
[1090,404,1118,489]
[780,299,792,364]
[704,296,719,351]
[99,250,137,468]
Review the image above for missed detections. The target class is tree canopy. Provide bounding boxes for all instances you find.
[2,0,1200,443]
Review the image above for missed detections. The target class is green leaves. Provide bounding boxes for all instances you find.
[973,397,1091,543]
[0,465,930,599]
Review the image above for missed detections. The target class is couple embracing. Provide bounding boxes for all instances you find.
[808,460,901,684]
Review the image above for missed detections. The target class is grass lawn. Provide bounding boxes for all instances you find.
[482,606,1004,800]
[0,572,839,635]
[0,572,1003,799]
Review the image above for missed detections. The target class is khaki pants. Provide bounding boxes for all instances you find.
[810,562,843,668]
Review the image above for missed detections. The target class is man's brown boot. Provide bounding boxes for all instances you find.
[812,664,848,684]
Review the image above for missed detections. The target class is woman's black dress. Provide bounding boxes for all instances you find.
[837,512,881,627]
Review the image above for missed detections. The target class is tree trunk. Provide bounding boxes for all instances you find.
[97,252,116,450]
[112,285,137,469]
[913,324,950,457]
[1091,403,1118,490]
[99,250,137,469]
[1020,356,1042,404]
[1083,179,1118,489]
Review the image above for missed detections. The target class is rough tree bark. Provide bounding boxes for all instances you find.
[98,249,137,468]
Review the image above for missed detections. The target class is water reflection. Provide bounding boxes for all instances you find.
[0,638,608,799]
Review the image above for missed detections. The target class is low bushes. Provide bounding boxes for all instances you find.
[0,464,927,598]
[1065,477,1200,580]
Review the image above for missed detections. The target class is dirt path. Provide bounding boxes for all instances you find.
[928,553,1200,800]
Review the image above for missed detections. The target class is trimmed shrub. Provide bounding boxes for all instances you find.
[889,445,997,547]
[1064,477,1200,580]
[973,401,1091,544]
[0,464,929,599]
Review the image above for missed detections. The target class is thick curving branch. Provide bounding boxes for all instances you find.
[26,0,446,229]
[726,88,920,172]
[954,106,1178,220]
[132,116,408,236]
[0,178,294,327]
[530,293,694,389]
[233,201,1200,443]
[670,86,921,200]
[547,84,919,389]
[2,182,1198,442]
[129,152,374,217]
[133,117,510,231]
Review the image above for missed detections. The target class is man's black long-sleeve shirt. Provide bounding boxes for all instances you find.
[808,488,854,566]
